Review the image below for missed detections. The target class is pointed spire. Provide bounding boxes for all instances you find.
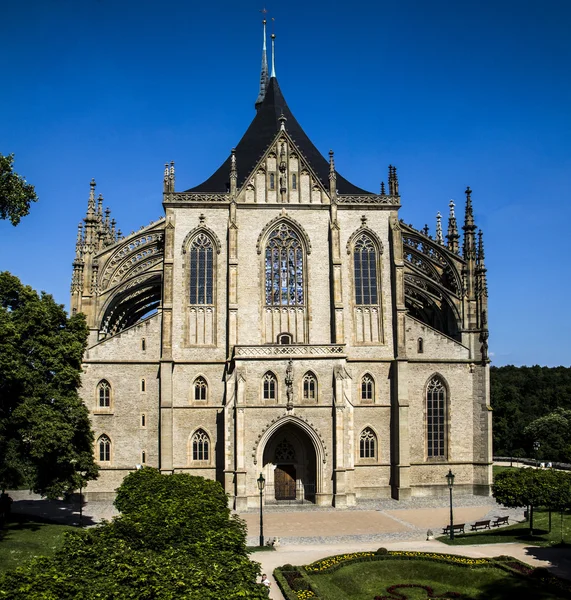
[255,19,269,108]
[477,229,486,268]
[163,163,169,192]
[87,179,96,217]
[435,212,444,245]
[388,165,399,196]
[111,218,117,240]
[96,194,103,223]
[422,224,430,237]
[380,181,386,195]
[446,200,460,254]
[75,222,83,259]
[329,150,337,197]
[169,161,175,191]
[229,148,237,196]
[462,186,477,260]
[270,32,276,78]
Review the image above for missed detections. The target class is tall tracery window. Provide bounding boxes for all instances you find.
[192,429,210,461]
[426,376,447,458]
[265,223,305,306]
[303,372,317,400]
[194,376,207,401]
[359,428,376,459]
[98,435,111,462]
[189,233,213,305]
[97,380,111,408]
[263,371,277,400]
[354,234,378,305]
[361,374,374,402]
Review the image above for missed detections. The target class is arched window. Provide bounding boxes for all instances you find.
[265,223,305,307]
[277,332,293,345]
[194,376,207,401]
[359,428,376,459]
[141,338,146,351]
[354,234,378,305]
[263,372,277,401]
[189,233,213,305]
[418,337,424,353]
[141,379,146,392]
[141,450,146,464]
[98,435,111,462]
[192,429,210,461]
[361,374,374,402]
[97,380,111,408]
[270,173,275,190]
[303,372,317,400]
[427,376,447,458]
[292,173,297,190]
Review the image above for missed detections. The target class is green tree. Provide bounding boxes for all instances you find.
[0,272,97,497]
[0,470,268,599]
[492,468,571,534]
[0,153,38,225]
[524,408,571,463]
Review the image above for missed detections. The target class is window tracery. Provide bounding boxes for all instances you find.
[263,371,277,400]
[359,428,376,459]
[194,376,207,401]
[98,435,111,462]
[354,234,378,305]
[303,372,317,400]
[192,429,210,461]
[265,224,305,306]
[361,374,374,402]
[189,234,213,305]
[426,376,446,458]
[274,439,296,462]
[97,380,111,408]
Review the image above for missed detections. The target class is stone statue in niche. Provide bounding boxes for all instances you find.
[285,359,294,410]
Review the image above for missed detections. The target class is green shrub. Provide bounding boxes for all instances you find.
[376,547,388,555]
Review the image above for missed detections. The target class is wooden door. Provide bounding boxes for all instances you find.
[274,464,296,500]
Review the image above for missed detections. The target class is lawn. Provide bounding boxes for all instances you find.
[276,554,571,600]
[438,508,571,547]
[0,516,76,573]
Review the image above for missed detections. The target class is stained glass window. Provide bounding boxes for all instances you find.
[192,429,209,461]
[354,234,378,305]
[360,428,376,458]
[265,224,304,306]
[427,377,446,458]
[189,234,213,305]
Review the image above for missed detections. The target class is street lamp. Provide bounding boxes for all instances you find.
[257,472,265,547]
[446,469,455,541]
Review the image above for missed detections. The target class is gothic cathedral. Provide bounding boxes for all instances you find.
[71,26,492,506]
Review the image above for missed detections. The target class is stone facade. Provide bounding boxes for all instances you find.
[71,31,492,506]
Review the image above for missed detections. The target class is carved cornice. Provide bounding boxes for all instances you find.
[163,192,230,203]
[234,344,345,358]
[337,194,400,205]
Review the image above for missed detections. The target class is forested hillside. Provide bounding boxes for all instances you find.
[491,365,571,461]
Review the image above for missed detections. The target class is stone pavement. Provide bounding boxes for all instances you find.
[7,491,571,600]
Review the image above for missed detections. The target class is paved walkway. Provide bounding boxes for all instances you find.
[7,490,571,600]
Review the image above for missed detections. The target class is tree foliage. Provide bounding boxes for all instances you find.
[491,365,571,458]
[0,153,38,225]
[0,272,97,497]
[524,409,571,464]
[0,470,268,599]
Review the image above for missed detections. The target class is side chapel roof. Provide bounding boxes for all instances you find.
[186,29,371,195]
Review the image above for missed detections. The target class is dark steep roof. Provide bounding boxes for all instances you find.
[186,77,372,195]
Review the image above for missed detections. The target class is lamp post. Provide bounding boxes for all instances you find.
[257,472,265,548]
[446,469,455,541]
[533,441,541,468]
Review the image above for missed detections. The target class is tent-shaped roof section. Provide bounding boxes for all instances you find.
[186,77,372,195]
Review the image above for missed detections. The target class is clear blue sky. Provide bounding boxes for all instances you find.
[1,0,570,367]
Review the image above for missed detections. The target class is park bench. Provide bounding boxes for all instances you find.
[492,516,509,527]
[470,519,491,531]
[442,523,465,535]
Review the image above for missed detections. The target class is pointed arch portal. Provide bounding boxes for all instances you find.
[261,422,317,503]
